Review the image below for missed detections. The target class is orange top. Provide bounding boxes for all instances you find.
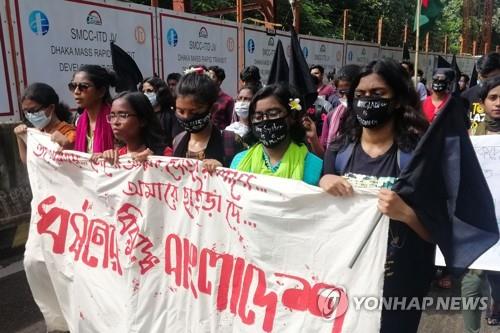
[51,121,77,144]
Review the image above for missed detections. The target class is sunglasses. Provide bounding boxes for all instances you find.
[68,82,94,92]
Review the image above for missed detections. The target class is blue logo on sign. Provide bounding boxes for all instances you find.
[29,10,49,35]
[348,51,353,61]
[167,28,178,47]
[247,39,255,54]
[303,47,309,58]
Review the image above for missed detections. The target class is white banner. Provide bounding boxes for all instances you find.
[159,10,238,98]
[0,4,18,121]
[299,36,344,76]
[14,0,155,108]
[436,135,500,270]
[25,130,389,333]
[344,43,380,66]
[244,27,291,85]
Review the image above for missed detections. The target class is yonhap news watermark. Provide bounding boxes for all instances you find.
[316,286,489,319]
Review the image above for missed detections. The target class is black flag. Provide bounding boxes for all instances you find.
[402,43,411,61]
[267,39,289,85]
[469,64,478,88]
[288,27,317,109]
[436,55,451,68]
[450,54,461,96]
[110,42,143,92]
[393,97,499,268]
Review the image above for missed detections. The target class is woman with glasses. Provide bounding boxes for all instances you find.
[14,83,76,163]
[69,64,116,153]
[227,83,323,186]
[172,68,244,167]
[95,92,170,165]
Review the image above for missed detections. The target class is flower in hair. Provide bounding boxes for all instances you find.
[183,67,207,76]
[289,98,302,111]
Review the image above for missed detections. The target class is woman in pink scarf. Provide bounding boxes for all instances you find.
[70,65,115,153]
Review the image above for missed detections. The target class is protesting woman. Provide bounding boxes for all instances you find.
[225,84,258,138]
[320,58,434,333]
[97,92,170,165]
[228,83,323,186]
[173,68,243,167]
[14,83,76,163]
[70,64,115,153]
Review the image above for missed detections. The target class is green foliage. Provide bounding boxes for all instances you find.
[121,0,495,52]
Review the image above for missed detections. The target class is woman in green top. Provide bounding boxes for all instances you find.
[229,83,322,185]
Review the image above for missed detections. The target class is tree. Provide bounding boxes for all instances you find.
[121,0,495,53]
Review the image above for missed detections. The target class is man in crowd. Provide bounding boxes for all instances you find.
[401,61,428,101]
[462,52,500,135]
[310,64,335,100]
[240,65,263,90]
[167,72,181,96]
[208,66,235,130]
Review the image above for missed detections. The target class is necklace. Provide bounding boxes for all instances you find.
[263,151,281,172]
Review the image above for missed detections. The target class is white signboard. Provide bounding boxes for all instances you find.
[436,135,500,271]
[0,7,18,121]
[379,47,402,61]
[344,43,380,66]
[244,27,291,84]
[15,0,155,108]
[299,36,344,75]
[160,10,238,98]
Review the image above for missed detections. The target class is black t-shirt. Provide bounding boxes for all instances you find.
[461,85,483,131]
[323,142,435,297]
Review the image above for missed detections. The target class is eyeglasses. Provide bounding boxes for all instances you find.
[143,88,155,93]
[68,82,94,92]
[22,105,45,114]
[251,108,287,123]
[106,112,137,123]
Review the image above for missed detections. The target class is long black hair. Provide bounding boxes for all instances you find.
[113,92,166,155]
[139,76,174,112]
[244,83,306,146]
[332,58,428,152]
[74,64,117,104]
[22,82,71,123]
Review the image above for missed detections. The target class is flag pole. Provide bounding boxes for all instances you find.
[349,211,383,268]
[414,0,422,86]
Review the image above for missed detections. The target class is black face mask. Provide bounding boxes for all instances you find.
[176,111,211,133]
[252,118,288,148]
[352,96,393,128]
[432,80,448,92]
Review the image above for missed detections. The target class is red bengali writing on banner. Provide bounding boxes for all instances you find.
[36,196,161,276]
[165,233,348,333]
[35,195,349,332]
[34,144,262,201]
[122,179,257,230]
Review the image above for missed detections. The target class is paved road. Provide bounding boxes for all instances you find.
[0,248,44,333]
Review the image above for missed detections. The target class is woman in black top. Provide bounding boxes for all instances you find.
[320,58,435,333]
[173,68,243,167]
